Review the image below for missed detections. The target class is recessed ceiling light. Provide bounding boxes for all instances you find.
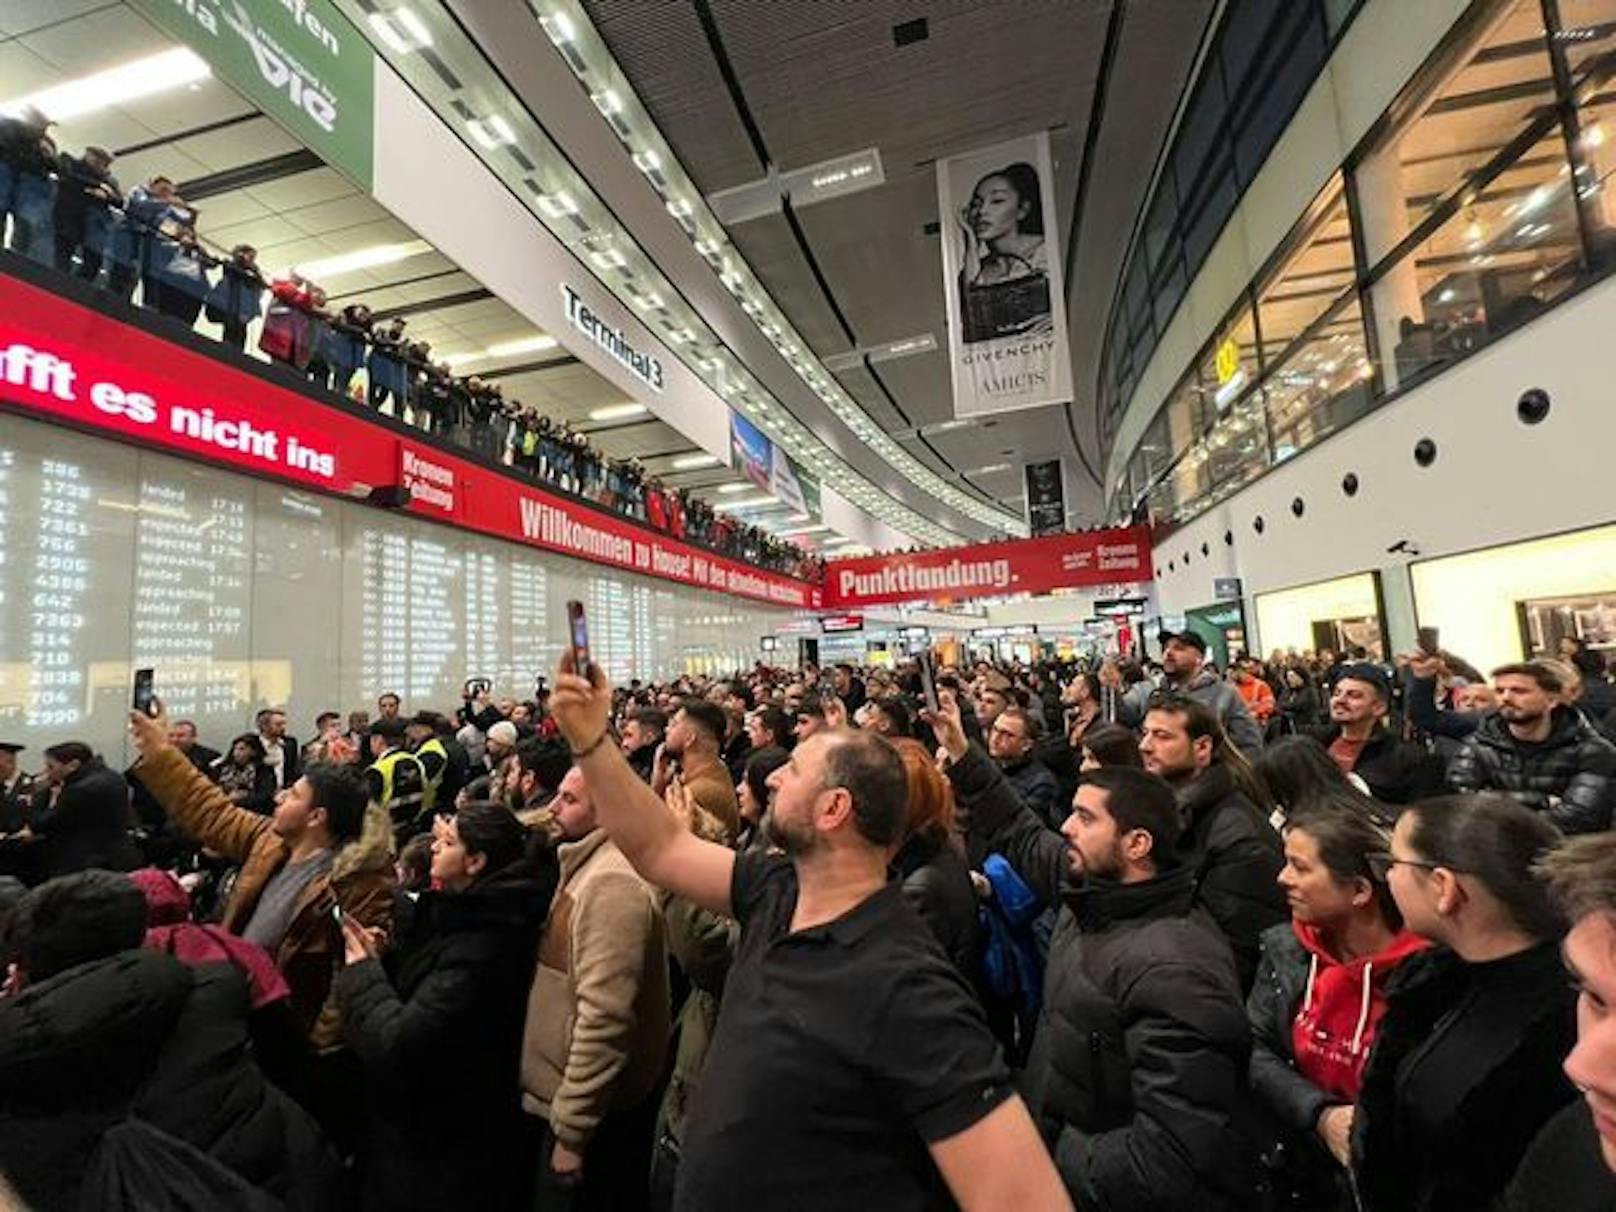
[292,240,432,280]
[717,483,753,495]
[485,334,559,357]
[467,113,517,149]
[537,191,579,218]
[540,10,577,44]
[3,47,211,123]
[671,453,722,469]
[590,89,623,116]
[589,402,648,421]
[369,7,434,54]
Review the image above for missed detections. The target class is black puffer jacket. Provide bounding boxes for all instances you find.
[1175,764,1287,991]
[946,745,1256,1210]
[0,949,334,1211]
[29,757,142,879]
[338,861,553,1212]
[891,831,979,982]
[1351,941,1577,1212]
[1446,707,1616,833]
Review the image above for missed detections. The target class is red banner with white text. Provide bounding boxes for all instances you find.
[823,527,1154,608]
[0,272,818,609]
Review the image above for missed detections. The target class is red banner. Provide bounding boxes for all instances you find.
[0,272,818,609]
[823,527,1154,608]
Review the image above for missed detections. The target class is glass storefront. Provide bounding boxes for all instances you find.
[1410,522,1616,670]
[1109,0,1616,526]
[1254,572,1386,658]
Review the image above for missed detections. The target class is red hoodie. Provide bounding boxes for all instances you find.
[1290,919,1427,1102]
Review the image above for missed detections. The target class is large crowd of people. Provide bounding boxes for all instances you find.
[0,107,821,581]
[3,629,1616,1209]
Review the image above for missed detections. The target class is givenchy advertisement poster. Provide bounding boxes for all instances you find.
[936,130,1073,417]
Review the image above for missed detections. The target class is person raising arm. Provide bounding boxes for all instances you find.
[548,653,1072,1212]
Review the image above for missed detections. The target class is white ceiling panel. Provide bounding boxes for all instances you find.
[175,118,302,174]
[0,0,111,39]
[245,167,356,212]
[19,5,168,71]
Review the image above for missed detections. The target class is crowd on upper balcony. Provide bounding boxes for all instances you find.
[0,106,824,581]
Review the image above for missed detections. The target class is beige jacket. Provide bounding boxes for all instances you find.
[521,828,669,1149]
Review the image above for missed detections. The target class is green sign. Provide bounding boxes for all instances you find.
[130,0,375,187]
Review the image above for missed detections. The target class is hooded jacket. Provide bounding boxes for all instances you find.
[1174,763,1288,991]
[0,949,334,1212]
[1247,920,1427,1136]
[1121,667,1266,756]
[945,743,1257,1210]
[133,745,394,1046]
[1447,706,1616,833]
[338,861,552,1212]
[1351,941,1578,1212]
[131,866,290,1011]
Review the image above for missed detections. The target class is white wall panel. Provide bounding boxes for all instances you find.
[1150,273,1616,661]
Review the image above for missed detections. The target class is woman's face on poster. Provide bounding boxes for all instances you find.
[969,174,1029,241]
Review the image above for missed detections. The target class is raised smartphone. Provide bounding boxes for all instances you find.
[132,667,156,717]
[566,599,591,671]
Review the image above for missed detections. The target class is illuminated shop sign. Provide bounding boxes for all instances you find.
[0,273,814,609]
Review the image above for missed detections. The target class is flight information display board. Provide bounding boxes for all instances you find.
[0,413,788,762]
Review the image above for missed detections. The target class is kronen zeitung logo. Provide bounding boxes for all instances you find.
[166,0,345,134]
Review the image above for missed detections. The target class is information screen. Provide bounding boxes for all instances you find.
[0,413,788,763]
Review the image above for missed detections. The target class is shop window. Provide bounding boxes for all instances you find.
[1264,296,1374,461]
[1355,0,1558,267]
[1195,302,1260,417]
[1204,391,1271,498]
[1255,174,1355,365]
[1183,144,1240,270]
[1375,122,1583,389]
[1152,256,1188,332]
[1567,60,1616,257]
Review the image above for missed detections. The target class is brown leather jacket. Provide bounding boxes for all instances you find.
[134,746,394,1048]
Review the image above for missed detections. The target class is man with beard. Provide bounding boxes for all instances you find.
[1121,633,1264,757]
[546,654,1070,1211]
[1138,695,1286,991]
[620,707,666,784]
[654,700,740,841]
[935,687,1256,1210]
[1449,661,1616,834]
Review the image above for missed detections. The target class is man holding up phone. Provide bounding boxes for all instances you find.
[547,651,1072,1212]
[127,700,394,1144]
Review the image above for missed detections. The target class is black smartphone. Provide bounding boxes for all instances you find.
[566,600,591,671]
[1416,626,1440,656]
[917,651,940,714]
[132,667,156,717]
[463,677,490,698]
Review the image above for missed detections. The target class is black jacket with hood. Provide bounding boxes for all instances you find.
[946,743,1258,1210]
[1174,763,1288,991]
[0,949,334,1211]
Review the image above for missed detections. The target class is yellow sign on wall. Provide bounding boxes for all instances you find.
[1215,337,1241,386]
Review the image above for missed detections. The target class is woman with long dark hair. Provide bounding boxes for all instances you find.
[957,161,1051,341]
[1247,799,1425,1208]
[1351,794,1577,1211]
[337,804,556,1211]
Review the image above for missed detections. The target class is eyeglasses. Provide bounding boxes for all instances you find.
[1365,852,1449,880]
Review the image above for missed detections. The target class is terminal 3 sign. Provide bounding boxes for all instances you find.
[823,527,1154,609]
[0,273,818,610]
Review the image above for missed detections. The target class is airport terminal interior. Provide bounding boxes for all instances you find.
[3,1,1616,1208]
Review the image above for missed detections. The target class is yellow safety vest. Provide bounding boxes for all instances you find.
[414,736,448,815]
[372,748,425,830]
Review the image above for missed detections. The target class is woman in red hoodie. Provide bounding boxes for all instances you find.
[1246,793,1426,1208]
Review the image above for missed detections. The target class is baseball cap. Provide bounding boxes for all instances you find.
[487,721,519,746]
[1336,662,1391,698]
[1165,631,1207,654]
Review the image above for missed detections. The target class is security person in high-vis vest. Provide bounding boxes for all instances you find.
[406,711,450,818]
[366,716,426,847]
